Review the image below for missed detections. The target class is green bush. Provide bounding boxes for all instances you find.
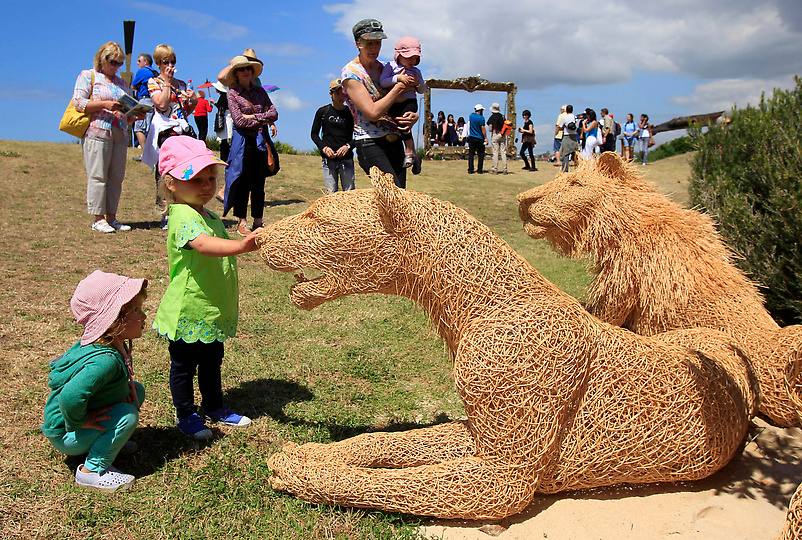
[649,135,696,162]
[689,76,802,324]
[274,140,300,155]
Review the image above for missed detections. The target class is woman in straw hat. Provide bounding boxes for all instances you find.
[340,18,419,189]
[219,52,278,236]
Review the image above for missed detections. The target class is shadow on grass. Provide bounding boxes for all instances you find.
[266,198,305,208]
[63,425,220,479]
[225,378,453,441]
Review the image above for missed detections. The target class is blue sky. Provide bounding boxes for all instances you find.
[3,0,801,154]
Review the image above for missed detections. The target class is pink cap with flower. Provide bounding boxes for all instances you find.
[158,136,226,181]
[70,270,148,345]
[394,36,421,63]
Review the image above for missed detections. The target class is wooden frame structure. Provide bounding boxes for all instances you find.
[423,77,517,159]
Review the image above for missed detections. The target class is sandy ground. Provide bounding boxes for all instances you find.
[422,418,801,540]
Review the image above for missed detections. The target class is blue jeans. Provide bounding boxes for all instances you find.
[520,141,535,169]
[322,157,355,194]
[47,382,145,473]
[639,136,651,163]
[355,136,407,189]
[169,339,224,419]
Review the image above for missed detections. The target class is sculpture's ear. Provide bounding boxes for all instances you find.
[596,152,627,180]
[369,166,403,231]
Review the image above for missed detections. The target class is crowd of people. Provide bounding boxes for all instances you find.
[552,104,654,171]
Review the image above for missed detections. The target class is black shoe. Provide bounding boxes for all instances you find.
[468,171,475,174]
[522,166,530,170]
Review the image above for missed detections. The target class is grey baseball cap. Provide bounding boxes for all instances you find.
[352,19,387,41]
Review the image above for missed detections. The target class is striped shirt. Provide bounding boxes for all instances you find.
[72,69,130,139]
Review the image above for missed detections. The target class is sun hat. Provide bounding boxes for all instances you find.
[352,19,387,41]
[394,36,421,62]
[158,136,226,180]
[474,104,484,111]
[490,103,501,113]
[219,55,263,86]
[329,78,343,92]
[71,271,148,346]
[242,48,264,66]
[212,81,227,94]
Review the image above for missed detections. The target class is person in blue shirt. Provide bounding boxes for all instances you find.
[130,53,158,149]
[622,113,638,162]
[467,104,488,174]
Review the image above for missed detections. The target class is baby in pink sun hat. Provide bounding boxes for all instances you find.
[380,36,427,169]
[42,270,149,492]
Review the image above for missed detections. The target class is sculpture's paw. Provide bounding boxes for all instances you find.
[269,473,287,491]
[267,448,290,472]
[281,441,299,453]
[267,451,296,493]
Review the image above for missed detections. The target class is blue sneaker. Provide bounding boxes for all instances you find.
[177,413,213,440]
[203,406,251,427]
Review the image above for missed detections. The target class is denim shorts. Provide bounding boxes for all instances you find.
[133,97,154,134]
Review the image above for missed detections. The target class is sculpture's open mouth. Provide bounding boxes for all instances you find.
[522,218,547,239]
[287,268,333,310]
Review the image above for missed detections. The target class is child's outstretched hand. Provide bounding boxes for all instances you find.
[82,406,113,431]
[241,227,264,253]
[189,231,264,256]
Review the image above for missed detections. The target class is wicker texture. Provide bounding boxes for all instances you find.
[256,167,755,520]
[517,152,802,427]
[782,482,802,540]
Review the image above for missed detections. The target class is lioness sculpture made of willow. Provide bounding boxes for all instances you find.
[256,167,756,520]
[517,152,802,428]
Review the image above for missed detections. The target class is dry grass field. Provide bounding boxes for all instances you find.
[0,140,696,539]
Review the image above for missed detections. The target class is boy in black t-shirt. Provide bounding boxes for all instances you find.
[311,79,356,194]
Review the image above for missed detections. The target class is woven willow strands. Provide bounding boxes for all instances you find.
[781,341,802,539]
[256,167,755,520]
[518,152,802,427]
[782,483,802,540]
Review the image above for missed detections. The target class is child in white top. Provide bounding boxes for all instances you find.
[380,36,426,167]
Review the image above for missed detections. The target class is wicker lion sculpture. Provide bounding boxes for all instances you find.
[517,152,802,428]
[256,167,756,520]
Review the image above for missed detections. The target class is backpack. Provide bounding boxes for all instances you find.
[614,122,621,137]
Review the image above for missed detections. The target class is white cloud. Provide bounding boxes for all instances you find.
[247,42,317,58]
[271,91,310,112]
[670,76,797,112]
[128,1,250,40]
[326,0,802,90]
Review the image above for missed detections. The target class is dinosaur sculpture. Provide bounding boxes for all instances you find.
[256,167,755,520]
[517,152,802,427]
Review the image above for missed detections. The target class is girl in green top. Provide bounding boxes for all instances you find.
[42,270,148,492]
[152,136,262,440]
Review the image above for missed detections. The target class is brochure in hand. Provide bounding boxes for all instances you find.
[117,93,153,115]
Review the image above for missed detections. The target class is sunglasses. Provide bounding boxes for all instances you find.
[160,59,177,65]
[107,59,124,67]
[234,66,253,73]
